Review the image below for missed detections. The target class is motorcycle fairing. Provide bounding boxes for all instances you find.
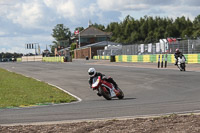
[101,83,116,97]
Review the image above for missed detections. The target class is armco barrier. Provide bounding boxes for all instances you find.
[93,56,110,60]
[17,58,22,62]
[199,54,200,63]
[21,56,43,62]
[16,56,65,62]
[93,54,200,64]
[42,56,64,62]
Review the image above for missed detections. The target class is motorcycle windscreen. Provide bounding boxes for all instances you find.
[92,76,100,88]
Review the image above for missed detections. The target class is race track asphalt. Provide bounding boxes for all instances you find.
[0,60,200,125]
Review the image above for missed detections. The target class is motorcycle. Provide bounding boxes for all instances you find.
[177,55,186,71]
[92,76,124,100]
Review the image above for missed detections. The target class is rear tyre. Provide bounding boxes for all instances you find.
[100,87,112,100]
[117,88,124,99]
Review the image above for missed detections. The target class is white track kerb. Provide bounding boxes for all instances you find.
[47,83,82,103]
[32,78,82,104]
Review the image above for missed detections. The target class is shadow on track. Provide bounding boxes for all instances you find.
[109,97,137,101]
[91,97,136,102]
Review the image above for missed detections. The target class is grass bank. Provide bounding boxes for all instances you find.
[0,68,77,108]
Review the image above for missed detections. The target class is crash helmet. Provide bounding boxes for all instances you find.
[88,68,96,77]
[175,48,179,53]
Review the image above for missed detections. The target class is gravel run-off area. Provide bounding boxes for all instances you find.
[1,114,200,133]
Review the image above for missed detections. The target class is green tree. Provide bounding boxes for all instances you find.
[92,23,105,31]
[70,42,77,58]
[51,24,71,53]
[193,15,200,38]
[106,22,121,42]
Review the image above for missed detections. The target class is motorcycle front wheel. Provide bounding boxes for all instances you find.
[181,63,186,71]
[100,87,112,100]
[117,88,124,99]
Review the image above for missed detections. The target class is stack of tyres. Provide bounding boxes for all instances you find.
[110,55,115,62]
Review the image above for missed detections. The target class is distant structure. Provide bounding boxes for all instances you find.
[71,25,114,59]
[88,20,92,27]
[42,45,50,57]
[71,26,112,49]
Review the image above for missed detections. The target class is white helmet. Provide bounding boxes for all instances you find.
[88,68,96,77]
[175,48,179,52]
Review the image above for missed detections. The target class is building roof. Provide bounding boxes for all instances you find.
[75,41,122,50]
[58,47,70,52]
[73,26,112,39]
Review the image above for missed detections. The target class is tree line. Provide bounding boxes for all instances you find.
[101,15,200,44]
[0,52,23,59]
[51,14,200,52]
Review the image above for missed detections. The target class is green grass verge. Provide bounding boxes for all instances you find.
[0,68,77,108]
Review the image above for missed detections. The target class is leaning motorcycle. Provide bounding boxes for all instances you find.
[177,55,186,71]
[92,76,124,100]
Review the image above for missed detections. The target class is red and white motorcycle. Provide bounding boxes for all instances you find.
[92,76,124,100]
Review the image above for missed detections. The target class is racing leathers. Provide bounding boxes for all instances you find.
[174,52,185,65]
[88,72,118,90]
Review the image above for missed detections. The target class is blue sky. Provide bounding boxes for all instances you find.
[0,0,200,54]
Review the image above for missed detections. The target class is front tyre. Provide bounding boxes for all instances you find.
[100,87,112,100]
[181,63,186,71]
[183,63,186,71]
[117,88,124,99]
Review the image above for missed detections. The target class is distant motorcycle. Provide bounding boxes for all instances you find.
[177,55,186,71]
[92,76,124,100]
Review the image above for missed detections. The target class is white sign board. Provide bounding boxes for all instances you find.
[140,44,144,53]
[156,43,160,53]
[148,43,152,53]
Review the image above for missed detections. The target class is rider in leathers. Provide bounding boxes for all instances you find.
[174,48,186,65]
[88,68,118,96]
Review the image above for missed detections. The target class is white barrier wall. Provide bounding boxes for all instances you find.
[21,56,43,62]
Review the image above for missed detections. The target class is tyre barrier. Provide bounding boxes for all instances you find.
[93,54,200,64]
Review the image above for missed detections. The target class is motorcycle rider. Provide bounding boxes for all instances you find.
[174,48,185,65]
[88,68,118,96]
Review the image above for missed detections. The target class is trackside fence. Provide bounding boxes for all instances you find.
[93,54,200,64]
[97,40,200,56]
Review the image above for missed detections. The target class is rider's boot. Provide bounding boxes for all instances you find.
[113,83,118,90]
[175,59,178,65]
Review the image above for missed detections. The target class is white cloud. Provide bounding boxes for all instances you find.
[158,5,200,20]
[0,47,29,54]
[96,0,200,21]
[0,0,200,53]
[180,0,200,6]
[97,0,133,11]
[0,31,6,36]
[0,35,53,54]
[58,1,76,18]
[44,0,76,19]
[81,3,98,17]
[6,1,44,28]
